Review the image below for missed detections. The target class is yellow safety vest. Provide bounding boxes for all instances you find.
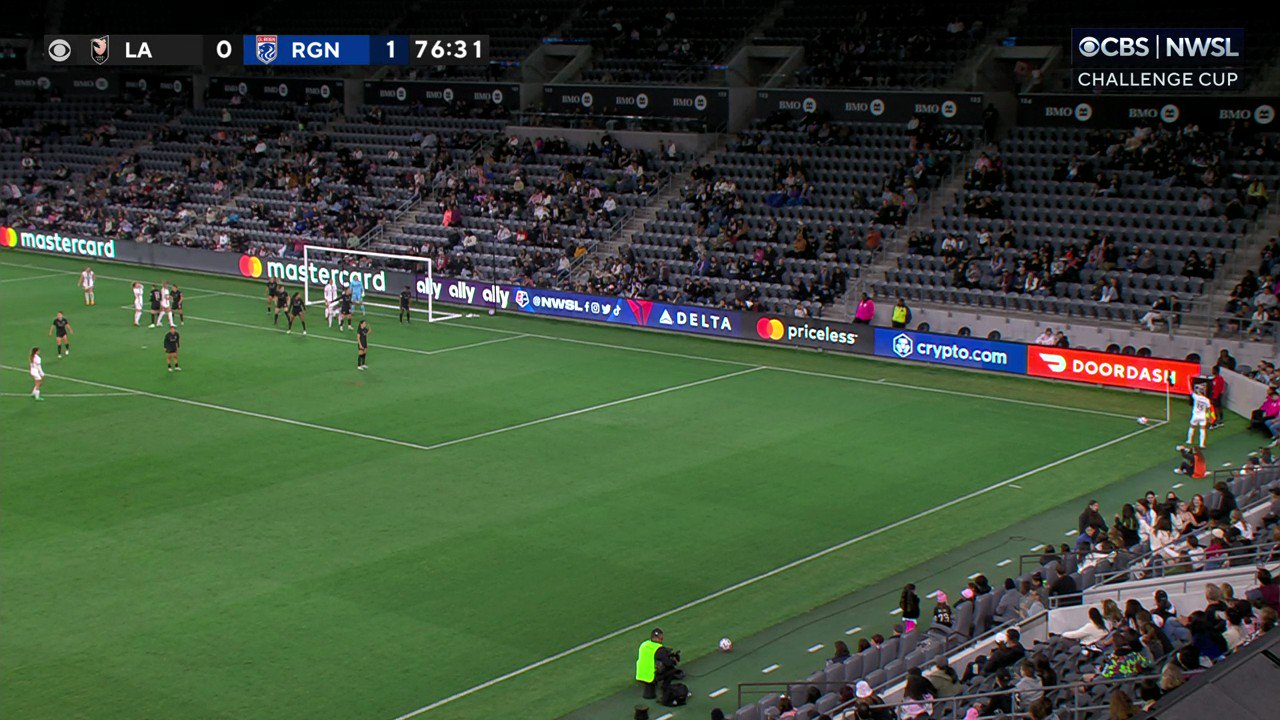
[892,305,908,324]
[636,640,662,682]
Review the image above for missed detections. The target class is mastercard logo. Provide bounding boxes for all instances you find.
[756,317,785,341]
[0,226,17,248]
[238,255,263,278]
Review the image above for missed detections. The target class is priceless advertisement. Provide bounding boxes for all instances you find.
[755,89,985,124]
[1026,346,1197,395]
[873,329,1027,374]
[749,315,871,354]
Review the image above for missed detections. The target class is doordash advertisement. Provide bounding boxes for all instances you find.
[1026,346,1199,395]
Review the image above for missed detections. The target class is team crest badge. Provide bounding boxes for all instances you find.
[91,36,109,65]
[256,35,278,65]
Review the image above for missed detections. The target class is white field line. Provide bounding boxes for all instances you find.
[1,260,1149,422]
[0,271,72,284]
[761,664,780,674]
[844,626,863,636]
[388,419,1167,719]
[0,391,136,398]
[996,559,1013,567]
[807,644,825,653]
[172,311,529,357]
[1,366,763,455]
[709,688,729,699]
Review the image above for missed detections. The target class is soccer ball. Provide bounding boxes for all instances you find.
[718,637,733,652]
[1137,416,1149,425]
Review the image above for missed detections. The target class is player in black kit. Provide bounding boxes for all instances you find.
[266,278,280,314]
[171,285,184,325]
[148,284,161,327]
[48,312,73,356]
[163,326,181,371]
[274,286,289,324]
[399,286,412,323]
[356,320,369,369]
[286,292,307,335]
[338,288,354,331]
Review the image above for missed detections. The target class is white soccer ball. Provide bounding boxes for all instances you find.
[718,637,733,652]
[1137,416,1149,425]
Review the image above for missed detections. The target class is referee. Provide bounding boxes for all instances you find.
[356,320,370,370]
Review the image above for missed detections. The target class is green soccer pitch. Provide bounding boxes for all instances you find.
[1,251,1180,720]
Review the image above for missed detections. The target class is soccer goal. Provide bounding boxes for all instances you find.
[301,244,460,323]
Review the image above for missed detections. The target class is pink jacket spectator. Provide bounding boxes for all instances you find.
[855,298,875,322]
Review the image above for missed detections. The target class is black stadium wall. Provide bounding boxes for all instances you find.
[362,80,520,111]
[1017,94,1276,128]
[541,84,730,124]
[755,89,988,124]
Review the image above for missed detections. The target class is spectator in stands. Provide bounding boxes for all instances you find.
[1061,607,1108,645]
[1034,328,1055,345]
[1088,630,1151,680]
[1208,481,1238,524]
[1188,494,1210,528]
[1245,177,1269,209]
[1028,698,1059,720]
[993,578,1022,625]
[1048,570,1079,606]
[828,641,851,665]
[1108,690,1139,720]
[923,660,959,697]
[900,584,921,632]
[852,680,890,720]
[982,629,1025,675]
[1249,568,1280,612]
[898,674,934,718]
[1186,610,1228,661]
[1140,297,1170,331]
[1013,660,1044,711]
[1079,500,1108,535]
[931,591,953,631]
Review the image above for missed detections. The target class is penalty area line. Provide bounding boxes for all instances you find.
[388,420,1166,719]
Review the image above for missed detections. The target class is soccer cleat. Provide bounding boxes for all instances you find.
[148,324,156,328]
[175,366,182,371]
[34,395,43,401]
[303,331,307,335]
[168,367,173,372]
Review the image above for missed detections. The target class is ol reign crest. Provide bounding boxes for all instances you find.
[256,35,278,64]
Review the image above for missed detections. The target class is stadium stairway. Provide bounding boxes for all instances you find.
[1203,204,1280,334]
[837,149,979,318]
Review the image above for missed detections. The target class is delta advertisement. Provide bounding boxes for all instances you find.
[2,227,1200,394]
[207,76,342,103]
[872,329,1028,374]
[541,84,730,124]
[755,89,986,124]
[1016,94,1275,129]
[362,80,519,111]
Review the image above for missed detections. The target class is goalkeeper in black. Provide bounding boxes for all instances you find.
[399,286,412,323]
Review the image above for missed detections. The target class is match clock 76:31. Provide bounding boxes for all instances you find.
[408,35,489,65]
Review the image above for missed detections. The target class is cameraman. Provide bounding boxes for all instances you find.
[635,628,679,699]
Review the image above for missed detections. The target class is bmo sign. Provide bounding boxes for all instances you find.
[1027,347,1199,395]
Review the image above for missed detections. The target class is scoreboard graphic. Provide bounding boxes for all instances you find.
[40,34,490,67]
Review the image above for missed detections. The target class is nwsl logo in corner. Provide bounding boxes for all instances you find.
[256,35,278,65]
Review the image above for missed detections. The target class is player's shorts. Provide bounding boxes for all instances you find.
[1190,415,1208,426]
[30,370,43,380]
[134,302,143,310]
[150,303,161,310]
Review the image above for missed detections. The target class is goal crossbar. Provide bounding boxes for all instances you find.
[301,244,459,323]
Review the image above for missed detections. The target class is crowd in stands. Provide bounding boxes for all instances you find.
[887,119,1279,326]
[715,436,1280,720]
[1223,234,1280,337]
[757,3,1004,89]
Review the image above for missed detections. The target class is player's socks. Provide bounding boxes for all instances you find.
[1199,428,1206,447]
[32,389,41,399]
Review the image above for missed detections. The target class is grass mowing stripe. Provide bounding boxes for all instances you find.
[1,258,1145,421]
[389,419,1166,720]
[137,310,531,357]
[1,365,764,454]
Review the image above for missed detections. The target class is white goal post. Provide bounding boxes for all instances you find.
[301,244,460,323]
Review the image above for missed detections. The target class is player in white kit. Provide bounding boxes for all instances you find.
[323,279,339,327]
[29,347,44,400]
[155,283,176,328]
[80,267,95,306]
[132,282,145,326]
[1188,389,1212,448]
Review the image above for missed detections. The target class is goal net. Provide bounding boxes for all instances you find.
[301,244,460,323]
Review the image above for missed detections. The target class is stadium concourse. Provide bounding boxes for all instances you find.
[4,2,1280,720]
